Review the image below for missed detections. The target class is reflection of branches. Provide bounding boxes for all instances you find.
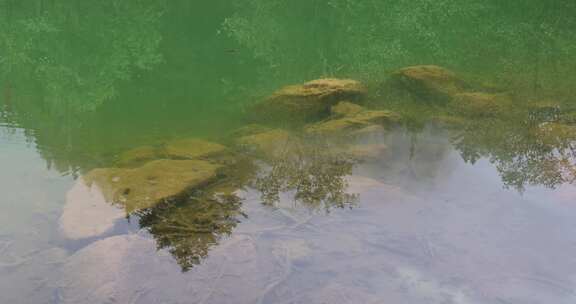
[254,141,358,210]
[137,191,245,272]
[452,113,576,191]
[134,159,255,272]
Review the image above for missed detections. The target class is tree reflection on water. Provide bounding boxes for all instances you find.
[133,141,359,271]
[452,109,576,191]
[136,190,245,272]
[254,140,358,210]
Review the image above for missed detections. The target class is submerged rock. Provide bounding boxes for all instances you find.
[253,78,366,123]
[59,177,125,240]
[85,159,222,213]
[348,124,388,138]
[164,138,229,160]
[305,109,399,136]
[452,92,512,117]
[59,234,283,304]
[116,145,162,167]
[331,101,365,117]
[388,65,469,104]
[229,124,273,138]
[116,138,229,167]
[235,128,292,159]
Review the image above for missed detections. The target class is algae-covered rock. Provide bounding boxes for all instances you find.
[389,65,469,104]
[116,138,229,167]
[235,129,292,159]
[347,124,387,138]
[58,234,281,304]
[452,92,512,117]
[253,78,366,122]
[229,124,272,138]
[165,138,228,160]
[84,159,222,213]
[305,110,400,136]
[331,101,365,117]
[116,145,163,167]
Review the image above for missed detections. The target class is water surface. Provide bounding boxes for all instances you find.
[2,1,576,303]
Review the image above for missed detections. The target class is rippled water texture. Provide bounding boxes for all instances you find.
[2,1,576,303]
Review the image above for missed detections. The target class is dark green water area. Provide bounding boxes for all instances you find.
[2,1,576,303]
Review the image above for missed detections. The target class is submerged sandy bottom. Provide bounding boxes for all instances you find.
[1,128,576,304]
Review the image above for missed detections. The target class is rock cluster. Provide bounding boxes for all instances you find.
[60,139,239,240]
[252,78,366,123]
[387,65,514,117]
[389,65,470,104]
[85,159,223,213]
[60,66,576,244]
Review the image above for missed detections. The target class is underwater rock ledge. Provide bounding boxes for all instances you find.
[251,78,366,124]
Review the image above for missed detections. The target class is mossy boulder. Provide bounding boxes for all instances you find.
[252,78,366,123]
[164,138,228,160]
[348,124,387,138]
[235,128,292,159]
[452,92,512,117]
[116,145,163,167]
[116,138,229,167]
[388,65,469,104]
[229,124,273,138]
[304,110,400,137]
[84,159,223,213]
[331,101,365,117]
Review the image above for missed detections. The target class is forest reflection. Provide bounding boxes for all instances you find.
[452,109,576,190]
[254,139,358,210]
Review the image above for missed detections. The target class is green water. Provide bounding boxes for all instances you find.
[2,1,576,303]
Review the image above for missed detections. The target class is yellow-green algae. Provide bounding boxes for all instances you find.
[330,101,366,117]
[84,159,222,213]
[252,78,366,123]
[235,128,292,159]
[116,138,229,167]
[304,109,400,136]
[451,92,513,117]
[388,65,470,104]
